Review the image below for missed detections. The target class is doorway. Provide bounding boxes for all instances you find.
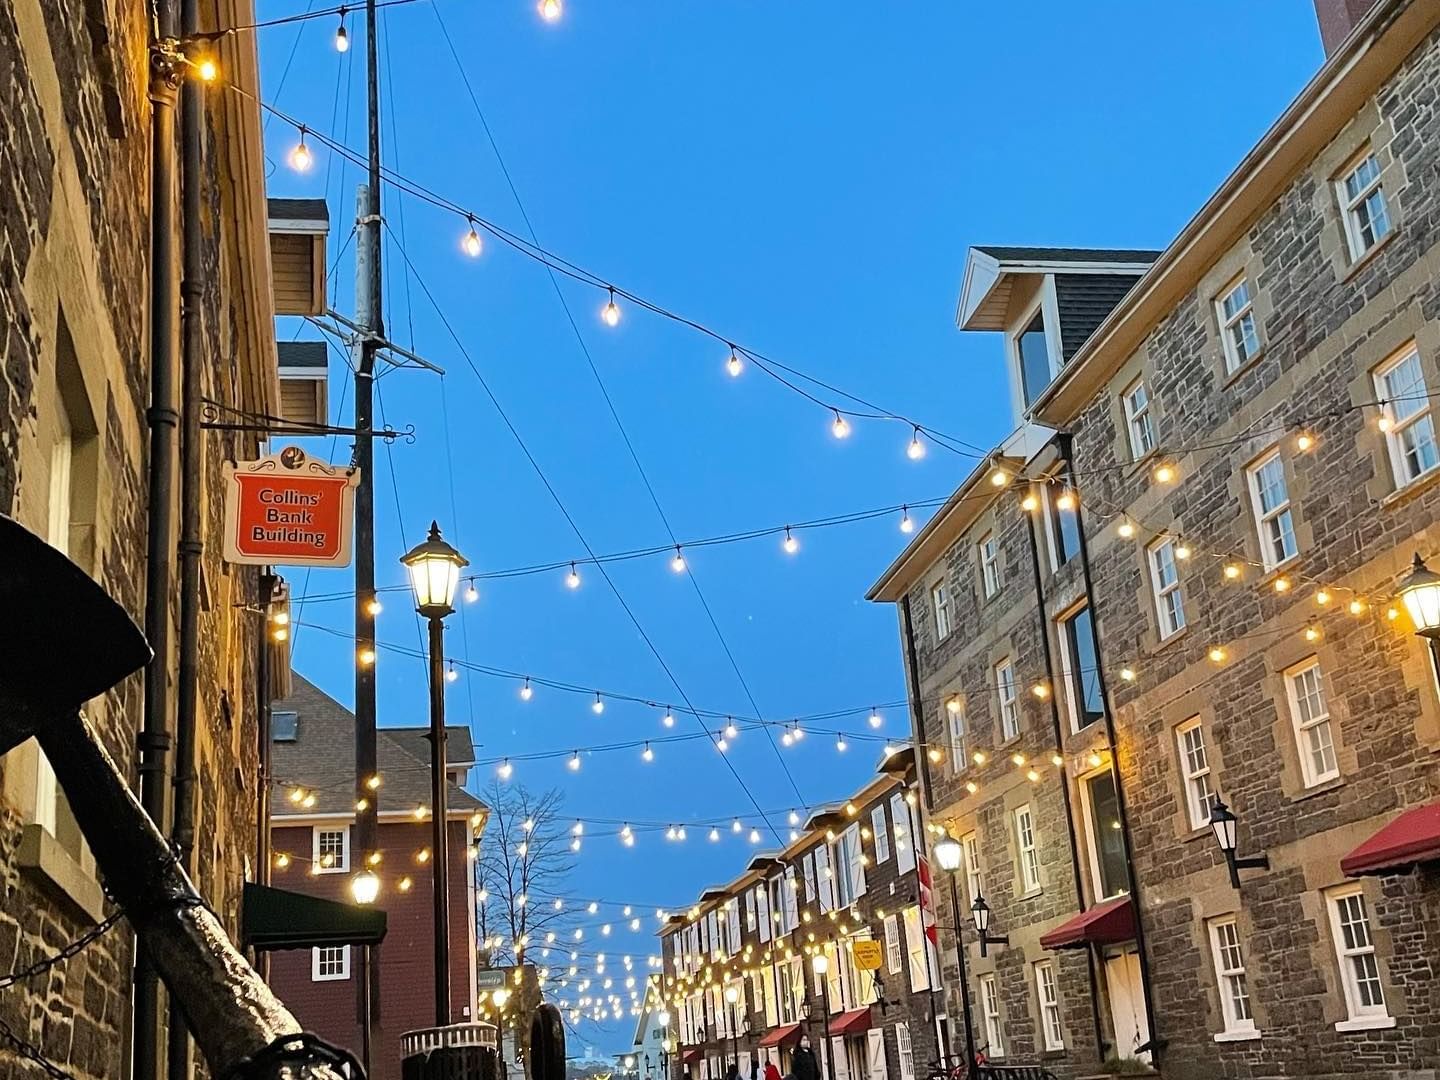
[1102,947,1150,1064]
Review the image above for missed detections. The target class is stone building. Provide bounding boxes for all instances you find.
[869,1,1440,1077]
[661,754,942,1080]
[0,2,276,1080]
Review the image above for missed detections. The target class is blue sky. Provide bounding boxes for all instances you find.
[258,0,1324,1051]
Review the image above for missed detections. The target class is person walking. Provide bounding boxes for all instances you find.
[791,1036,819,1080]
[764,1061,782,1080]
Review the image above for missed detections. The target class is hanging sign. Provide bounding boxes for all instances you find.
[223,446,359,567]
[850,940,884,971]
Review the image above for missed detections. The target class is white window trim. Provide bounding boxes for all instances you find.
[1005,277,1065,418]
[872,805,890,864]
[1374,343,1438,489]
[1056,602,1102,735]
[1325,886,1392,1027]
[947,700,967,777]
[931,579,954,642]
[961,832,983,908]
[1033,960,1064,1051]
[979,532,1001,599]
[895,1022,915,1080]
[312,944,351,981]
[1079,765,1127,902]
[1215,275,1260,374]
[1336,149,1391,262]
[979,972,1004,1058]
[1175,717,1215,832]
[312,825,350,873]
[995,659,1019,741]
[1015,804,1041,895]
[1121,376,1155,459]
[1207,917,1257,1038]
[1246,449,1297,571]
[1147,536,1186,640]
[1284,659,1340,788]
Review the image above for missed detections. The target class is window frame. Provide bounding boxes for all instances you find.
[312,944,351,981]
[1326,886,1390,1025]
[1121,376,1156,459]
[1057,603,1104,733]
[1147,536,1186,640]
[312,825,350,874]
[1284,659,1339,788]
[961,832,984,909]
[1080,766,1129,902]
[979,531,1001,599]
[1216,275,1261,374]
[1033,960,1064,1051]
[1207,917,1256,1037]
[931,580,954,642]
[946,698,967,777]
[1336,150,1392,262]
[1246,449,1298,570]
[1175,717,1217,832]
[1014,804,1041,895]
[979,972,1004,1058]
[1374,343,1439,489]
[995,659,1020,741]
[1007,283,1063,414]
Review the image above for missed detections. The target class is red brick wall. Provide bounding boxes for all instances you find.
[268,818,475,1080]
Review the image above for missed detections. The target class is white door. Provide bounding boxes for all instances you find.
[1103,948,1150,1064]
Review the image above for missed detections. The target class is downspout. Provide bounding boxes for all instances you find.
[1022,495,1108,1063]
[1057,433,1163,1063]
[137,7,181,1080]
[255,571,274,982]
[168,3,204,1069]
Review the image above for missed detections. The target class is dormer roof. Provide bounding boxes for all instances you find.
[958,246,1159,332]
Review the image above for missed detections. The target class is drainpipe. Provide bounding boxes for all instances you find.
[137,6,181,1080]
[1057,432,1163,1064]
[1022,496,1109,1063]
[255,571,274,982]
[167,0,203,1072]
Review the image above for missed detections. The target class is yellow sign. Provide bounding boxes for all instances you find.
[851,940,883,971]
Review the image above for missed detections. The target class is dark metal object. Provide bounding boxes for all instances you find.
[427,614,452,1024]
[256,572,275,955]
[817,969,834,1080]
[528,1005,566,1080]
[401,1024,498,1080]
[942,874,978,1070]
[1209,799,1270,889]
[0,515,355,1080]
[969,896,1008,959]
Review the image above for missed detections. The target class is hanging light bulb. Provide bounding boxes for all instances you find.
[566,562,582,589]
[900,506,915,534]
[727,348,744,377]
[793,725,805,741]
[671,546,687,573]
[788,810,800,826]
[782,527,799,554]
[731,819,742,834]
[446,663,459,683]
[195,55,219,81]
[289,127,313,172]
[569,751,582,771]
[1153,463,1177,484]
[749,829,761,844]
[462,217,483,257]
[592,693,605,715]
[334,9,349,51]
[538,0,561,21]
[831,410,851,439]
[709,828,720,842]
[716,735,729,753]
[868,708,882,729]
[1021,492,1039,512]
[1056,488,1078,511]
[662,708,675,728]
[641,742,655,763]
[835,734,847,752]
[1296,431,1316,452]
[465,579,479,602]
[989,466,1010,488]
[520,677,534,701]
[1118,519,1136,539]
[724,718,738,739]
[602,287,621,327]
[1175,543,1192,560]
[907,428,927,460]
[781,729,793,747]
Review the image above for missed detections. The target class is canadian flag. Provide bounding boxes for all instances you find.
[917,853,939,947]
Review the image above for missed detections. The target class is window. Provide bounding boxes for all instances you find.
[979,973,1004,1058]
[892,792,916,875]
[902,906,929,992]
[1176,718,1217,831]
[1217,276,1261,373]
[1122,377,1156,458]
[1015,805,1041,894]
[1338,151,1391,261]
[1208,918,1255,1036]
[895,1023,915,1080]
[979,532,1001,599]
[1015,306,1054,408]
[995,660,1020,741]
[1247,451,1297,569]
[1059,606,1104,731]
[1285,660,1339,787]
[272,710,299,741]
[947,699,967,776]
[1375,344,1438,486]
[961,832,984,908]
[804,851,817,903]
[872,805,890,864]
[314,827,349,873]
[884,914,902,975]
[1034,961,1064,1051]
[932,581,953,641]
[1045,470,1081,568]
[312,945,350,981]
[1327,888,1389,1023]
[746,889,757,931]
[833,825,865,908]
[1147,537,1186,639]
[1083,769,1129,900]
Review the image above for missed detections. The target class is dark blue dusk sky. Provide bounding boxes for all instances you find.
[258,0,1323,1051]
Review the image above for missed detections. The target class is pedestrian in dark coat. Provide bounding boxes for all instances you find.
[791,1037,820,1080]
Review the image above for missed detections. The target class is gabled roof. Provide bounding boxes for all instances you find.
[268,197,330,229]
[971,246,1163,264]
[271,674,484,818]
[958,246,1157,332]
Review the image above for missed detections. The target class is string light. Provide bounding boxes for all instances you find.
[289,127,313,171]
[567,562,582,589]
[1055,488,1077,511]
[868,707,882,729]
[727,348,744,378]
[538,0,561,21]
[1119,667,1136,682]
[520,678,533,701]
[835,735,847,752]
[662,708,675,728]
[989,466,1010,488]
[709,828,720,842]
[899,506,915,534]
[748,829,761,844]
[1305,625,1322,642]
[358,646,376,666]
[907,429,927,460]
[1208,647,1227,663]
[1021,492,1039,512]
[724,718,738,739]
[670,546,687,573]
[731,819,742,834]
[602,287,621,327]
[1296,431,1315,451]
[592,693,605,715]
[788,810,800,826]
[334,8,349,51]
[642,742,654,763]
[1316,589,1331,606]
[831,411,851,440]
[498,758,513,780]
[1153,463,1177,484]
[783,527,799,555]
[462,217,483,257]
[446,662,459,683]
[365,597,382,616]
[1274,577,1291,593]
[1349,599,1367,615]
[196,56,219,81]
[569,751,582,771]
[1118,519,1136,539]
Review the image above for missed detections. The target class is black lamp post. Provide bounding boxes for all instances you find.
[401,521,469,1026]
[1208,798,1269,889]
[725,985,740,1072]
[933,838,979,1071]
[811,954,834,1080]
[969,895,1009,959]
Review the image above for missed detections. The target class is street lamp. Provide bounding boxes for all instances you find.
[932,839,978,1071]
[1397,553,1440,636]
[969,895,1009,959]
[724,984,740,1072]
[401,521,469,1026]
[1209,798,1270,889]
[811,954,834,1080]
[350,868,380,905]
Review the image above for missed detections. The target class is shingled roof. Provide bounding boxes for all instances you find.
[271,674,483,818]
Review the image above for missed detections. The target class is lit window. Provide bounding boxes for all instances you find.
[1175,718,1217,831]
[979,532,1002,599]
[1374,344,1438,487]
[1247,450,1298,569]
[1285,660,1338,787]
[314,827,349,873]
[1147,537,1186,639]
[1217,276,1261,373]
[932,580,953,641]
[980,973,1005,1058]
[312,944,350,981]
[1034,960,1064,1051]
[1015,804,1041,894]
[1207,917,1255,1037]
[1122,377,1156,458]
[995,659,1020,740]
[947,699,967,777]
[1083,769,1129,900]
[1337,151,1392,261]
[1059,605,1104,731]
[961,831,983,909]
[1326,888,1389,1024]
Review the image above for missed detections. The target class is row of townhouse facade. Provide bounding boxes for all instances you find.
[659,756,954,1080]
[868,1,1440,1077]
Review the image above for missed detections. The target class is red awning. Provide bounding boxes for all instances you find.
[758,1023,803,1048]
[681,1049,703,1065]
[1342,800,1440,877]
[829,1008,872,1037]
[1039,895,1135,950]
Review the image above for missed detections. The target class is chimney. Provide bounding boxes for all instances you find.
[1313,0,1382,54]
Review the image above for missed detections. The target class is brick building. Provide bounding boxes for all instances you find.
[268,674,486,1080]
[869,1,1440,1077]
[661,754,944,1080]
[0,3,276,1080]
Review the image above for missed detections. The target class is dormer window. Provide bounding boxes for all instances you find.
[1015,305,1055,407]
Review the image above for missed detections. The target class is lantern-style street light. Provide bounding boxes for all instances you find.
[401,521,469,1026]
[969,894,1009,958]
[811,954,835,1080]
[932,838,979,1071]
[350,868,380,905]
[1209,798,1270,889]
[1398,553,1440,637]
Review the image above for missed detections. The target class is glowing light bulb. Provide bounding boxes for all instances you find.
[907,429,926,460]
[1021,493,1039,512]
[793,725,804,741]
[716,737,728,753]
[783,527,799,554]
[566,562,581,589]
[642,743,654,763]
[1274,577,1291,593]
[868,708,882,728]
[1175,543,1191,560]
[1349,599,1367,615]
[1026,769,1041,783]
[289,130,313,172]
[749,829,761,844]
[465,580,479,602]
[972,751,987,765]
[835,735,847,752]
[788,810,800,826]
[520,678,533,701]
[731,819,742,834]
[965,781,978,795]
[831,411,851,439]
[1209,647,1226,663]
[1223,563,1242,580]
[365,597,382,616]
[1011,753,1026,767]
[196,56,219,81]
[1050,754,1065,767]
[592,693,605,715]
[463,219,483,257]
[1378,413,1394,432]
[334,18,349,52]
[671,546,687,573]
[727,349,743,377]
[781,730,793,747]
[662,709,675,728]
[358,647,376,666]
[899,507,915,534]
[1296,432,1315,451]
[1118,520,1136,539]
[1056,489,1077,511]
[1305,625,1321,642]
[709,828,720,842]
[601,287,621,327]
[989,467,1010,488]
[1153,463,1177,484]
[446,663,459,683]
[539,0,561,21]
[1031,683,1050,699]
[569,752,581,771]
[724,719,738,739]
[947,696,961,714]
[1119,667,1136,682]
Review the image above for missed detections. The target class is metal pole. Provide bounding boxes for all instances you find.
[945,876,977,1072]
[361,945,374,1075]
[819,981,833,1080]
[428,613,452,1025]
[256,572,275,983]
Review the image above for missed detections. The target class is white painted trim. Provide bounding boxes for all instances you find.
[311,944,351,981]
[268,218,330,235]
[273,809,480,824]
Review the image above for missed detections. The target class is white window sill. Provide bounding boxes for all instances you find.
[1019,887,1044,900]
[1334,1016,1395,1033]
[1380,462,1440,510]
[18,823,106,922]
[1213,1029,1262,1043]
